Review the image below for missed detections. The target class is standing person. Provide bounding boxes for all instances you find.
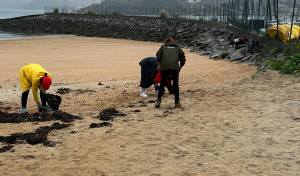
[155,37,186,108]
[139,57,158,97]
[19,64,53,114]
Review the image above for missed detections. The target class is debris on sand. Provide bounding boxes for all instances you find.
[56,88,95,94]
[56,88,72,94]
[0,145,13,153]
[74,89,95,94]
[4,107,11,110]
[148,100,156,103]
[98,82,104,85]
[0,123,70,152]
[90,122,112,128]
[43,141,56,147]
[0,111,82,123]
[293,118,300,122]
[133,109,141,112]
[95,108,126,121]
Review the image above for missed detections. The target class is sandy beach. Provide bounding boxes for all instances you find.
[0,36,299,175]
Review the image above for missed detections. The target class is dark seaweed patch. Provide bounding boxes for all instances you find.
[0,111,82,123]
[90,122,112,128]
[95,108,126,121]
[0,123,70,145]
[56,88,72,94]
[74,89,95,94]
[0,145,13,153]
[56,88,95,94]
[148,100,156,103]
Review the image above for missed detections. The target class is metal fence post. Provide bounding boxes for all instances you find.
[189,6,191,19]
[289,0,297,41]
[195,5,197,20]
[204,5,206,21]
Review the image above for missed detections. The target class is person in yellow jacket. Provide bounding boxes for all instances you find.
[19,64,53,114]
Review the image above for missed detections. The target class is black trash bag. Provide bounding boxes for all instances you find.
[46,94,62,110]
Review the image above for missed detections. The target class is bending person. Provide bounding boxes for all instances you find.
[139,57,158,97]
[19,64,53,114]
[155,37,186,108]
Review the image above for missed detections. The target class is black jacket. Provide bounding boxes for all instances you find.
[139,57,158,88]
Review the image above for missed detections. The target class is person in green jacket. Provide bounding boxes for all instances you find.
[19,64,53,114]
[155,37,186,108]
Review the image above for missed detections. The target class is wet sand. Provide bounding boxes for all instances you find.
[0,36,299,175]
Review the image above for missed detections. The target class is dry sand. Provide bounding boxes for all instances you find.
[0,36,299,176]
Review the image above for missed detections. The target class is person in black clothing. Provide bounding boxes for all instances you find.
[139,57,158,97]
[155,37,186,108]
[245,40,259,54]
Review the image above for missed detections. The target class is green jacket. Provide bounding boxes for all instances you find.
[156,44,186,71]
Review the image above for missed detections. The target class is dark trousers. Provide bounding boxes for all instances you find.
[21,89,47,109]
[157,69,180,103]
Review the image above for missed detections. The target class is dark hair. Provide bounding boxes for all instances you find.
[164,37,174,45]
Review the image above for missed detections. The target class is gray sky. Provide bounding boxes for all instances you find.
[0,0,102,9]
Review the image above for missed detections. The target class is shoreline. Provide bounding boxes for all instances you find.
[0,30,74,40]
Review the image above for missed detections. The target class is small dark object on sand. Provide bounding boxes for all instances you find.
[90,122,112,128]
[95,108,126,121]
[293,118,300,122]
[133,109,141,112]
[148,100,156,103]
[74,89,95,94]
[0,145,13,153]
[43,141,56,147]
[4,107,11,110]
[56,88,72,95]
[98,82,104,85]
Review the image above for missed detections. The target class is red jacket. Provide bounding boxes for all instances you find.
[154,69,170,84]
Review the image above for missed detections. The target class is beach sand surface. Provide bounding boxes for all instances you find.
[0,37,299,176]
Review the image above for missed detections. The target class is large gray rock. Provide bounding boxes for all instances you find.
[210,50,225,60]
[224,48,245,61]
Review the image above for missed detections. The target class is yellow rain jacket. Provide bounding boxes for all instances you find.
[268,24,300,43]
[19,64,52,103]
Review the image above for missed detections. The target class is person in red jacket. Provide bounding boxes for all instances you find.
[153,68,174,95]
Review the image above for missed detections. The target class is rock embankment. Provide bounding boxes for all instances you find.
[0,13,266,65]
